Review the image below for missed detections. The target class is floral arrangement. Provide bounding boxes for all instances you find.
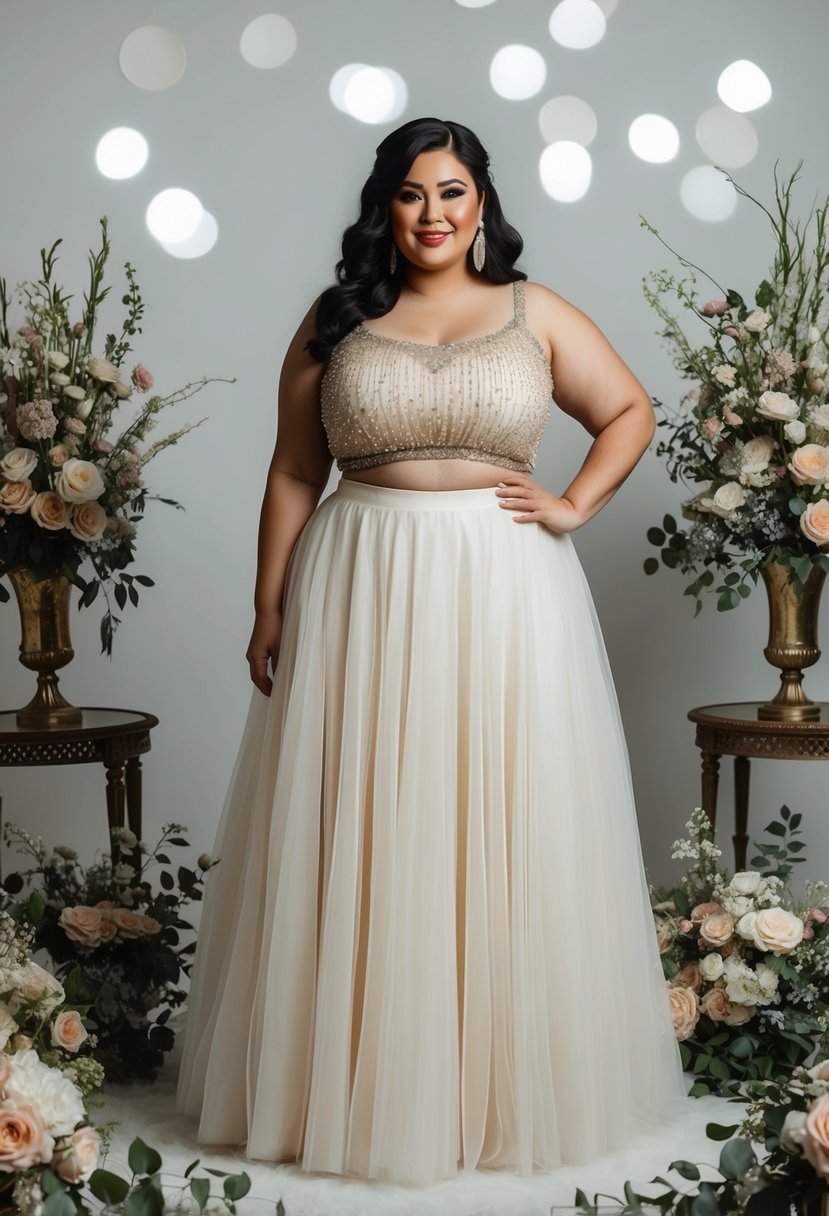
[0,216,234,654]
[1,821,218,1084]
[652,805,829,1098]
[640,160,829,614]
[575,1058,829,1213]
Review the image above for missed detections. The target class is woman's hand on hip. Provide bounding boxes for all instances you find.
[247,610,284,696]
[494,474,583,534]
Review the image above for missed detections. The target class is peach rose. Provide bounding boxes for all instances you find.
[672,962,702,992]
[0,1099,54,1169]
[668,985,700,1041]
[133,364,154,392]
[804,1093,829,1179]
[50,1010,89,1054]
[723,1001,753,1026]
[699,910,736,948]
[48,443,70,467]
[788,444,829,487]
[720,938,740,958]
[690,901,725,923]
[701,987,731,1021]
[65,415,87,434]
[655,923,672,954]
[0,478,36,513]
[750,906,804,954]
[67,500,107,542]
[137,915,161,936]
[801,500,829,548]
[30,490,69,530]
[52,1124,100,1184]
[55,457,104,503]
[106,908,148,939]
[59,905,106,948]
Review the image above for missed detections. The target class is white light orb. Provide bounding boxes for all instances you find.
[539,141,592,202]
[334,65,407,124]
[119,26,186,91]
[628,113,680,163]
[95,128,149,180]
[695,105,758,168]
[680,165,737,222]
[146,188,204,244]
[159,211,219,259]
[549,0,607,49]
[240,14,297,69]
[717,59,772,112]
[455,0,498,6]
[490,44,547,100]
[539,95,597,146]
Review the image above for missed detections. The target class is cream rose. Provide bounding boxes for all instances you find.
[0,447,38,482]
[785,419,807,445]
[729,870,762,896]
[59,905,106,949]
[744,309,771,332]
[740,437,777,474]
[804,1093,829,1179]
[31,491,69,531]
[68,501,107,542]
[710,482,747,517]
[789,443,829,486]
[800,500,829,548]
[699,952,725,982]
[668,985,700,1041]
[811,403,829,431]
[749,906,804,954]
[690,901,725,923]
[55,457,104,503]
[50,1010,88,1054]
[52,1125,100,1184]
[0,478,36,513]
[0,1099,54,1169]
[86,355,120,383]
[756,391,800,421]
[699,910,736,948]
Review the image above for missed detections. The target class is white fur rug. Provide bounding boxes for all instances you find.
[93,1017,748,1216]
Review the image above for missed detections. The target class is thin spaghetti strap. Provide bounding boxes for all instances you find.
[512,279,526,326]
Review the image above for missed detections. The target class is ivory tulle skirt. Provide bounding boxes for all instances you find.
[174,477,689,1185]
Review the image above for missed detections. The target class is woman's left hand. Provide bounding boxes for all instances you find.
[494,474,584,535]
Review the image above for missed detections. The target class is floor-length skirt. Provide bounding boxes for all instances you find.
[175,477,689,1186]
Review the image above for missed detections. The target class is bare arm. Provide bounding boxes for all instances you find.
[528,283,656,526]
[247,295,334,693]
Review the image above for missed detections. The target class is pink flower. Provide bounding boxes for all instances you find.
[93,438,114,454]
[52,1126,100,1183]
[702,417,723,440]
[804,1093,829,1179]
[72,322,86,337]
[65,417,87,435]
[804,926,815,940]
[132,364,154,392]
[723,325,743,339]
[699,299,728,316]
[775,464,787,477]
[723,407,742,427]
[810,908,828,924]
[679,918,694,933]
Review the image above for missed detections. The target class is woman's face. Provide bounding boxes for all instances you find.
[388,149,485,273]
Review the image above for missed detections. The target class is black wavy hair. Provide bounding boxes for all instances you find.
[305,116,527,365]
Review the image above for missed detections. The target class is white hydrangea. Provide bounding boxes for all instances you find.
[4,1049,85,1135]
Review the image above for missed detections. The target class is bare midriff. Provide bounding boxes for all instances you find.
[341,457,519,491]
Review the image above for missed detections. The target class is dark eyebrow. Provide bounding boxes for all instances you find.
[399,178,468,189]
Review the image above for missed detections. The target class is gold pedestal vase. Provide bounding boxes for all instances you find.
[757,559,827,722]
[7,568,83,728]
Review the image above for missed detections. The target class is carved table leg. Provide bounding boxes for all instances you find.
[700,750,720,832]
[733,755,750,872]
[125,755,142,843]
[105,760,126,864]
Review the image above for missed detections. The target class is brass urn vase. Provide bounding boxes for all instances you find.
[757,559,827,722]
[7,568,83,728]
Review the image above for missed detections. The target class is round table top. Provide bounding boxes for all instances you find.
[0,708,159,741]
[688,702,829,730]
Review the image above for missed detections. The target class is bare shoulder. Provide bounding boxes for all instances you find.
[523,280,597,353]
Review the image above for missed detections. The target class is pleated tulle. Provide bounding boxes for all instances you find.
[175,477,689,1185]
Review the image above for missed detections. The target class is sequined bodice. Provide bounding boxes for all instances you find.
[320,280,554,473]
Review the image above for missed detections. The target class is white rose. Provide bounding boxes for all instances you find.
[741,436,777,474]
[756,391,800,421]
[55,458,104,503]
[811,403,829,431]
[86,355,120,383]
[62,385,86,401]
[730,870,762,896]
[47,351,70,370]
[751,906,805,954]
[0,447,38,482]
[737,910,759,941]
[785,419,808,445]
[722,893,753,917]
[744,309,771,332]
[699,952,725,981]
[711,481,747,517]
[781,1109,808,1152]
[801,500,829,548]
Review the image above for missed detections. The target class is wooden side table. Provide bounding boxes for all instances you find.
[0,708,160,866]
[687,702,829,870]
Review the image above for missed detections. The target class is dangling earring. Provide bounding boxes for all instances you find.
[472,221,486,273]
[389,242,398,274]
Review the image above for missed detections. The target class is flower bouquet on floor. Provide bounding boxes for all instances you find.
[652,806,829,1097]
[0,215,234,654]
[0,821,219,1083]
[640,160,829,615]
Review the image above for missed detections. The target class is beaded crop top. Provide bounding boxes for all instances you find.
[320,279,554,473]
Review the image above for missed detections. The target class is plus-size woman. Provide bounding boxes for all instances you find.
[175,115,688,1186]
